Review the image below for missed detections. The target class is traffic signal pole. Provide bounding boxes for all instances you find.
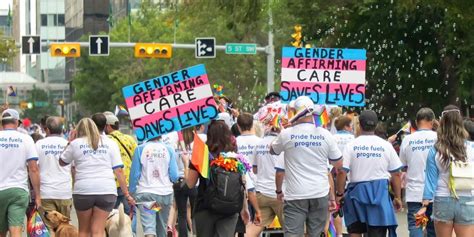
[36,41,274,92]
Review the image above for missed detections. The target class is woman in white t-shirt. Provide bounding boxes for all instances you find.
[60,118,135,237]
[420,105,474,237]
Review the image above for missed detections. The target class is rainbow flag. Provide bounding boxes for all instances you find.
[327,216,337,237]
[271,114,281,129]
[314,108,330,127]
[114,105,129,116]
[141,201,161,213]
[191,132,209,178]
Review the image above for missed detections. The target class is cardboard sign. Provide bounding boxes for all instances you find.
[122,64,218,142]
[280,47,367,106]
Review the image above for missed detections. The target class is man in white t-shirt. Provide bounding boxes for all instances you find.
[271,96,342,236]
[336,110,403,237]
[36,116,72,229]
[0,109,40,237]
[129,137,179,237]
[399,108,437,237]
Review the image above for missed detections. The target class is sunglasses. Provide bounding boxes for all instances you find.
[440,109,460,118]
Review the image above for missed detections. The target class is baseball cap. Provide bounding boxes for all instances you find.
[2,109,20,121]
[359,110,378,127]
[293,96,315,115]
[104,112,119,125]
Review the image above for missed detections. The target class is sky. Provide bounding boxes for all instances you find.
[0,0,13,11]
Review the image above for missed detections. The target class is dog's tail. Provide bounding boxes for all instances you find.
[118,203,126,226]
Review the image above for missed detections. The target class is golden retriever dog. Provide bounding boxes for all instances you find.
[105,204,132,237]
[44,211,79,237]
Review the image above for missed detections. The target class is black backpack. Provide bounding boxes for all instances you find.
[206,164,245,215]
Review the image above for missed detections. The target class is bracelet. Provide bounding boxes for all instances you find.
[275,190,282,194]
[394,197,401,201]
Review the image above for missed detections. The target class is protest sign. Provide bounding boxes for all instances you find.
[280,47,367,106]
[122,64,218,142]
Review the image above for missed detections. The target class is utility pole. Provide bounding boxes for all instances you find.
[266,5,275,93]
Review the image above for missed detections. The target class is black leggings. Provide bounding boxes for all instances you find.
[173,182,197,237]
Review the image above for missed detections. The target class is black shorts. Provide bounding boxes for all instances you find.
[347,221,387,237]
[73,194,117,212]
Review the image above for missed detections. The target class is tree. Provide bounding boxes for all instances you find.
[73,0,473,128]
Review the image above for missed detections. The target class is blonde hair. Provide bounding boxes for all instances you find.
[352,116,361,137]
[76,118,101,150]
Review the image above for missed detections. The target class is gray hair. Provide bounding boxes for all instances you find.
[416,107,435,122]
[46,116,63,135]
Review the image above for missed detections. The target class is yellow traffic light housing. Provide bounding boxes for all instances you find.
[291,24,303,48]
[134,43,172,58]
[50,43,81,57]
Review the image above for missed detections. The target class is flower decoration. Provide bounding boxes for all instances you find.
[210,152,251,174]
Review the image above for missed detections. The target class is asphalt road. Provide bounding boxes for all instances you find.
[22,208,410,237]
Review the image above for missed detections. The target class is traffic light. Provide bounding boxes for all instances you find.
[291,24,303,48]
[50,43,81,57]
[134,43,172,58]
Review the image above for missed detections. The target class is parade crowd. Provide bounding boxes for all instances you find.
[0,93,473,237]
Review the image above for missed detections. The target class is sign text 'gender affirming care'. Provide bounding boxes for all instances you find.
[280,47,366,106]
[122,64,218,142]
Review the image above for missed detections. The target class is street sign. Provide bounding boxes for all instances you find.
[89,35,109,56]
[225,43,257,55]
[195,37,215,58]
[34,101,49,107]
[21,36,41,54]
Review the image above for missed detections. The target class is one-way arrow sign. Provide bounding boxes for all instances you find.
[21,36,41,54]
[89,35,109,56]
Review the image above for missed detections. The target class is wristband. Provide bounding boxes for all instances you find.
[275,190,282,194]
[336,191,344,197]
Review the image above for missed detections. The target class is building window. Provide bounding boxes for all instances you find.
[57,14,65,26]
[41,14,47,26]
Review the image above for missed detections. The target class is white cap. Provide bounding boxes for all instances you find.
[105,113,119,125]
[294,96,315,115]
[2,109,20,121]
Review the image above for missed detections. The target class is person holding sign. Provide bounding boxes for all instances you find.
[271,96,342,236]
[129,135,179,237]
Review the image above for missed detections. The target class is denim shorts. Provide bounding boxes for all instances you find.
[135,193,173,237]
[433,196,474,225]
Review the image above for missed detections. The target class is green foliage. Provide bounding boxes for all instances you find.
[22,88,58,123]
[73,0,473,129]
[0,31,17,63]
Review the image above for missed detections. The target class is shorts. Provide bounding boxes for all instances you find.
[40,199,73,229]
[257,193,284,227]
[73,194,117,212]
[135,193,173,236]
[432,196,474,225]
[284,195,328,236]
[347,221,387,236]
[0,188,29,232]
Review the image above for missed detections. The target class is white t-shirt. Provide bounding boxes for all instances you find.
[162,132,179,150]
[0,130,38,192]
[343,135,403,183]
[333,131,355,155]
[237,134,262,184]
[399,130,437,202]
[272,123,342,200]
[60,136,123,195]
[254,135,284,198]
[237,135,262,166]
[136,141,175,195]
[432,142,474,198]
[36,136,71,199]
